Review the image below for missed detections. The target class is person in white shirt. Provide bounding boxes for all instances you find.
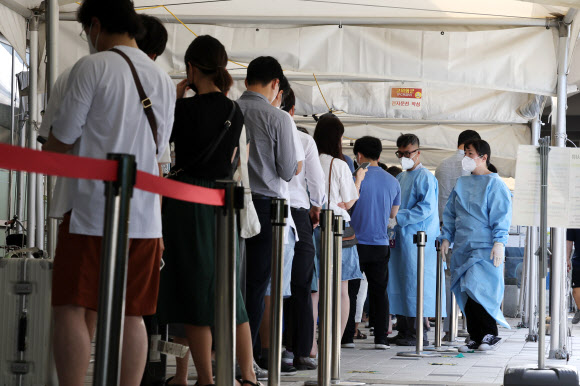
[310,113,367,357]
[434,129,480,339]
[42,2,175,384]
[281,89,326,370]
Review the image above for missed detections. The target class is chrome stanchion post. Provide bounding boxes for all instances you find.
[93,154,136,386]
[328,218,364,386]
[397,231,440,358]
[305,209,334,386]
[426,241,457,353]
[268,198,287,386]
[215,181,242,386]
[331,215,342,382]
[434,240,442,347]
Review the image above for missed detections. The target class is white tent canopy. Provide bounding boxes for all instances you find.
[0,0,577,177]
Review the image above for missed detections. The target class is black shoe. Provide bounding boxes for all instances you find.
[387,334,405,344]
[477,334,502,351]
[281,361,297,375]
[293,356,317,370]
[395,337,429,347]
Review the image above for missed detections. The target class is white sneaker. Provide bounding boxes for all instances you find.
[478,334,501,351]
[375,343,390,350]
[341,342,355,348]
[458,340,479,353]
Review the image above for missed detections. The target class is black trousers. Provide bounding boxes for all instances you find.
[345,244,389,344]
[396,316,429,340]
[288,208,316,357]
[245,199,273,346]
[343,278,362,344]
[464,296,498,343]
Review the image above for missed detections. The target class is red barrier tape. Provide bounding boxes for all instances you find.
[0,143,226,207]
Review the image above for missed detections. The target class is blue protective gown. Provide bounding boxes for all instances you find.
[439,173,512,328]
[388,165,443,317]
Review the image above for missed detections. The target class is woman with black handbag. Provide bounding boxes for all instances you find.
[157,35,259,386]
[309,113,367,357]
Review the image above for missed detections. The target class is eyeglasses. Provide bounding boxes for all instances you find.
[79,29,88,42]
[395,149,419,159]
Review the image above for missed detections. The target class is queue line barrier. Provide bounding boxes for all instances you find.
[0,143,225,206]
[0,144,238,386]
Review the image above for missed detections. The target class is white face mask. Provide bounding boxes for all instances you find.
[87,23,99,54]
[462,156,482,172]
[400,156,416,170]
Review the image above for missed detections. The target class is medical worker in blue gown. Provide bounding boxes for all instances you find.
[439,139,512,353]
[387,133,443,346]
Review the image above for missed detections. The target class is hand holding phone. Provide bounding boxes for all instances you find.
[352,162,370,177]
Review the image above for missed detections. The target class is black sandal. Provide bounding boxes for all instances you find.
[241,380,262,386]
[165,377,188,386]
[354,329,367,340]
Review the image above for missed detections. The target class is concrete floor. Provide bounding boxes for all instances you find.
[85,315,580,385]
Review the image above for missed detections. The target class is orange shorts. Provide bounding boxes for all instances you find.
[51,212,163,316]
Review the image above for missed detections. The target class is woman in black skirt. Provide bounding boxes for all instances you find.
[157,35,258,386]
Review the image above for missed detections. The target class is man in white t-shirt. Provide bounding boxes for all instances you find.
[42,2,175,384]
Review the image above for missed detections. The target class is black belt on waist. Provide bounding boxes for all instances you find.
[291,207,309,213]
[252,193,274,201]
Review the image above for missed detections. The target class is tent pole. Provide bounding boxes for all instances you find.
[46,0,59,258]
[59,13,558,27]
[548,16,572,359]
[26,15,40,255]
[8,46,16,221]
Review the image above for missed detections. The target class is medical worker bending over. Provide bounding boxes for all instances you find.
[387,134,442,346]
[439,139,512,352]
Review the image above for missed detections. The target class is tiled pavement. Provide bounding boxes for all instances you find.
[86,315,580,385]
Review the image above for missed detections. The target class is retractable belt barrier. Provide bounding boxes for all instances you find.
[0,143,226,206]
[0,144,240,386]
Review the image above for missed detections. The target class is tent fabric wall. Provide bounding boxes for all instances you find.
[227,80,531,122]
[0,4,26,63]
[294,121,529,177]
[58,21,561,96]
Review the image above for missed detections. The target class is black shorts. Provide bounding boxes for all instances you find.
[572,260,580,288]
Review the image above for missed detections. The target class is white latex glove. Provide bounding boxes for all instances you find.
[388,216,397,229]
[441,239,450,262]
[490,242,505,267]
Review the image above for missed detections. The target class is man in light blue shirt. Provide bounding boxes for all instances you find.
[349,136,401,349]
[236,57,299,361]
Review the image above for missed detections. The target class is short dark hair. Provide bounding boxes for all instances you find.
[464,139,491,167]
[313,115,345,160]
[78,0,143,38]
[353,136,382,161]
[184,35,232,94]
[296,125,309,135]
[136,15,168,58]
[246,56,283,87]
[396,133,420,148]
[282,88,295,113]
[458,130,481,147]
[387,166,403,177]
[378,162,388,171]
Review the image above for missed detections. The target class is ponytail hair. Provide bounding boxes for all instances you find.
[184,35,231,93]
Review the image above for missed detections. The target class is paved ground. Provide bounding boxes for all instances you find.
[85,315,580,385]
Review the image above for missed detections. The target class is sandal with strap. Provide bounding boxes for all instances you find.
[354,329,367,340]
[165,377,188,386]
[241,380,262,386]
